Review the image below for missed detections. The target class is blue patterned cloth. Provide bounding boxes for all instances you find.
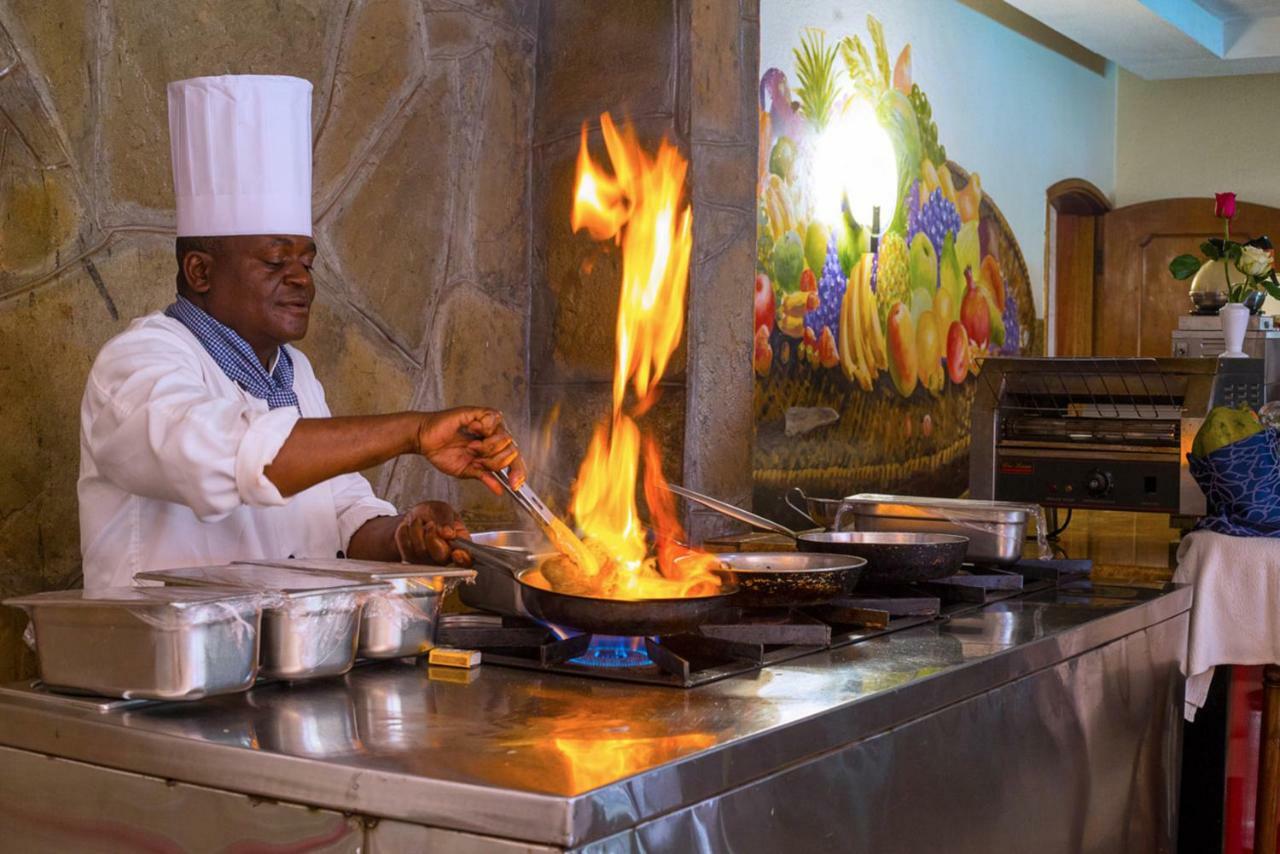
[164,296,300,412]
[1189,427,1280,537]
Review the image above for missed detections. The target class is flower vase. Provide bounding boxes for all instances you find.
[1220,302,1250,358]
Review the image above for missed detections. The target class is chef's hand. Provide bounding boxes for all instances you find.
[394,501,473,566]
[416,407,526,495]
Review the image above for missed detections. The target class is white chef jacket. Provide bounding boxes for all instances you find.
[79,312,399,590]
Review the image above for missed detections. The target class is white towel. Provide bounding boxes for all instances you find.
[1175,530,1280,719]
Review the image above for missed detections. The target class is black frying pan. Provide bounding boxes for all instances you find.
[452,540,739,636]
[796,532,969,584]
[715,552,866,606]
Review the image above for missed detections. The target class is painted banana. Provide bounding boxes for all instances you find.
[866,271,887,371]
[847,258,873,390]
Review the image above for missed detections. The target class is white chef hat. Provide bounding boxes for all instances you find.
[168,74,313,237]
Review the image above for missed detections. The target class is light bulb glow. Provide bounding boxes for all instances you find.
[811,99,899,233]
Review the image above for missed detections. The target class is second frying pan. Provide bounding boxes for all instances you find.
[797,531,969,584]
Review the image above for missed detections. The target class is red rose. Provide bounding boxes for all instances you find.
[1215,192,1237,219]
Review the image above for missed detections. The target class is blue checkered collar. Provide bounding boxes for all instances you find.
[165,296,300,412]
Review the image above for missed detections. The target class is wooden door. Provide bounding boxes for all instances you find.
[1096,199,1280,356]
[1048,179,1109,356]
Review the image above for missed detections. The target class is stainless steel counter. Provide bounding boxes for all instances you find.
[0,579,1190,852]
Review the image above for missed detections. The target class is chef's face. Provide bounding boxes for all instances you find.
[180,235,317,355]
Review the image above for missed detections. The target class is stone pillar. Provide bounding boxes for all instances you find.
[681,0,759,542]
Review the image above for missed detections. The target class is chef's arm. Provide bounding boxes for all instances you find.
[264,406,524,498]
[264,413,419,497]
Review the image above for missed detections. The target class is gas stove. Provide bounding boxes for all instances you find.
[439,560,1077,688]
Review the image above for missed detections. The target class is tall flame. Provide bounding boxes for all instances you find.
[572,114,693,414]
[561,113,720,599]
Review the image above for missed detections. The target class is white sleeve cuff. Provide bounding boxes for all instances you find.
[234,407,302,507]
[338,496,400,552]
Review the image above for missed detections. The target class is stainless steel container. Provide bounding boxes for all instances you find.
[137,565,386,681]
[838,494,1029,565]
[238,560,475,659]
[459,531,555,617]
[784,487,848,530]
[3,587,263,700]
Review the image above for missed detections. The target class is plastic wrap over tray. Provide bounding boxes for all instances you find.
[136,565,387,680]
[237,559,475,658]
[3,587,271,700]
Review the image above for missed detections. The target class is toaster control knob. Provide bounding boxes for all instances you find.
[1086,469,1113,498]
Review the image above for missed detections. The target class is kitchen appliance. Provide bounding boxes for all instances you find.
[137,565,386,680]
[237,560,474,659]
[4,587,265,700]
[970,356,1271,515]
[1172,313,1280,373]
[0,574,1185,854]
[437,557,1080,689]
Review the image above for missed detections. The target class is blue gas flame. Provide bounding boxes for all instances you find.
[570,635,653,668]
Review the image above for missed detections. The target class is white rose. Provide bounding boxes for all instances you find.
[1237,245,1274,278]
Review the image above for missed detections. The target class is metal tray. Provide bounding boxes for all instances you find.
[238,560,475,659]
[3,587,263,700]
[137,565,386,680]
[838,494,1030,566]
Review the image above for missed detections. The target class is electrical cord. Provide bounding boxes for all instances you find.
[1046,508,1073,540]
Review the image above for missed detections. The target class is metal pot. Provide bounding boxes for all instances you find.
[458,531,556,616]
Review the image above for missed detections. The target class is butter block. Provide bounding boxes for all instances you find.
[428,647,482,668]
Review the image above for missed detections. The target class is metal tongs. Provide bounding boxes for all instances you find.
[493,468,559,532]
[490,468,601,571]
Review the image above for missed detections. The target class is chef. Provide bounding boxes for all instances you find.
[78,74,525,590]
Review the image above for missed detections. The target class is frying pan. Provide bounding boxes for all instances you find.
[668,485,968,584]
[451,540,740,636]
[715,552,867,607]
[797,532,969,584]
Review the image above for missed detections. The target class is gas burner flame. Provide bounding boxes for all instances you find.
[538,112,723,602]
[569,636,653,669]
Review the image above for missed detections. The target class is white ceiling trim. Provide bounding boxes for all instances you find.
[1005,0,1280,78]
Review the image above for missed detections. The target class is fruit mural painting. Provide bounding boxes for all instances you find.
[753,15,1035,519]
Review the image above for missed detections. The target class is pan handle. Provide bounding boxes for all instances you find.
[666,484,798,539]
[833,503,852,534]
[784,487,820,527]
[449,539,528,580]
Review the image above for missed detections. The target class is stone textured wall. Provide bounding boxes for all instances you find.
[0,0,536,681]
